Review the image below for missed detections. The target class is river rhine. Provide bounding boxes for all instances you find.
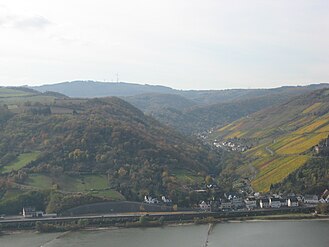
[2,220,329,247]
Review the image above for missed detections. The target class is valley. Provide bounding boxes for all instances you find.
[1,83,329,218]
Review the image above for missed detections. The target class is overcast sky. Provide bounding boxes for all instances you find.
[0,0,328,89]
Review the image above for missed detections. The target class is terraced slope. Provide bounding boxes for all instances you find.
[212,88,329,192]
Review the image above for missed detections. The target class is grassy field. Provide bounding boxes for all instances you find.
[26,174,54,188]
[88,190,125,200]
[1,152,40,173]
[172,169,204,185]
[0,189,25,201]
[24,173,124,200]
[67,175,109,191]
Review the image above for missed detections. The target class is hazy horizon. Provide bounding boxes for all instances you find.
[2,79,329,91]
[1,0,328,89]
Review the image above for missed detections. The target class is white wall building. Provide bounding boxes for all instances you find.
[199,201,211,211]
[260,198,270,208]
[269,198,281,208]
[288,198,299,207]
[304,195,319,204]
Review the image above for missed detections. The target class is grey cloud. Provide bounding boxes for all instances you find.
[0,15,15,27]
[13,16,51,30]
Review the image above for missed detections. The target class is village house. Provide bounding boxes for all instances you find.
[254,192,261,198]
[244,198,257,210]
[279,198,288,207]
[161,196,172,204]
[144,195,159,204]
[22,207,43,218]
[319,197,327,203]
[269,197,281,208]
[314,145,320,154]
[296,195,303,203]
[199,201,211,211]
[324,195,329,203]
[288,197,299,207]
[321,189,329,198]
[225,192,238,200]
[303,195,319,204]
[220,200,233,211]
[259,198,270,208]
[232,196,245,209]
[321,189,329,203]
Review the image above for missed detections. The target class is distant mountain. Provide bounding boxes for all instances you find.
[212,88,329,193]
[32,81,176,97]
[33,80,329,104]
[32,81,329,135]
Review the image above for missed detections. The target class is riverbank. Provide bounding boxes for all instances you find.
[1,209,327,234]
[3,213,327,235]
[223,214,329,224]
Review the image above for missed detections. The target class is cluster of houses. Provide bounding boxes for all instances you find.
[144,195,172,205]
[213,140,249,152]
[199,190,329,211]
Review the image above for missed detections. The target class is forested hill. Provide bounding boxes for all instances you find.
[211,88,329,193]
[0,96,221,211]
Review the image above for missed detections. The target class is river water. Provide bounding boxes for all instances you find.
[2,220,329,247]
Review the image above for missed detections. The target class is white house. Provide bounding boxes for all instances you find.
[220,201,233,211]
[304,195,319,204]
[288,197,299,207]
[144,196,159,204]
[260,198,270,208]
[22,207,43,218]
[319,198,326,203]
[323,194,329,203]
[321,189,329,203]
[161,196,172,204]
[232,197,245,209]
[269,198,281,208]
[244,198,257,210]
[199,201,211,211]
